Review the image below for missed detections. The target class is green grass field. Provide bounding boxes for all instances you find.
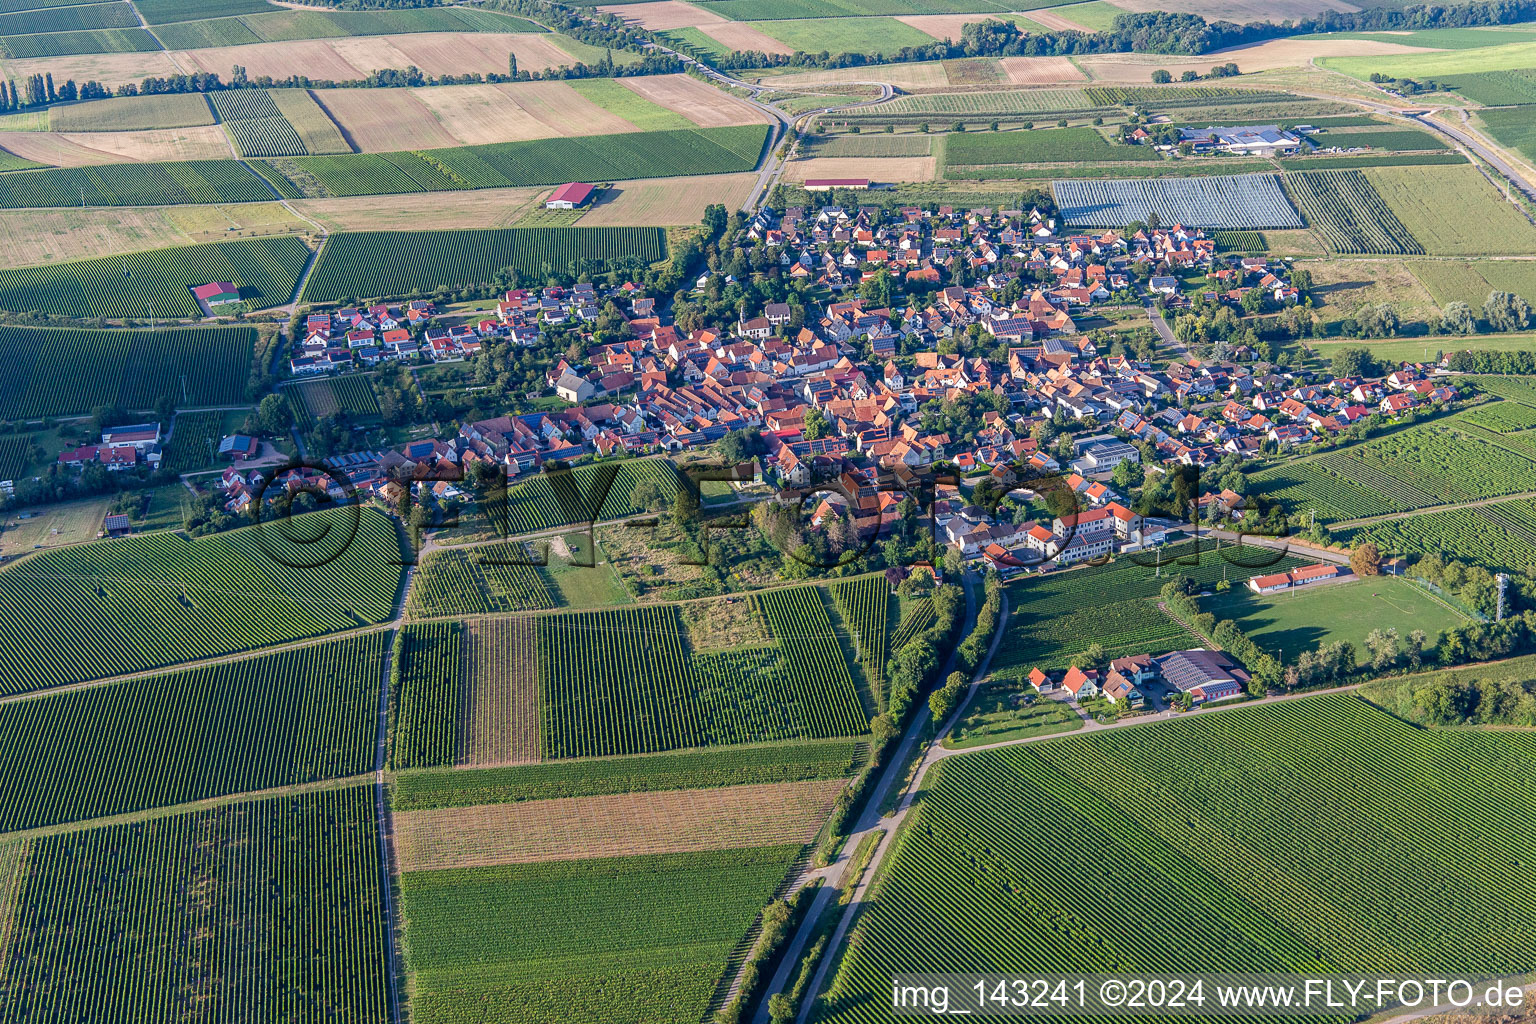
[151,6,544,48]
[1321,38,1536,79]
[568,78,694,130]
[50,92,216,131]
[1479,105,1536,163]
[944,684,1083,748]
[1315,128,1447,151]
[1366,163,1536,255]
[753,16,937,55]
[1200,575,1464,664]
[1048,1,1124,30]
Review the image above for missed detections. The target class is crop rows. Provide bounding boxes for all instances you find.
[459,616,540,767]
[1248,460,1398,522]
[0,235,310,319]
[0,632,382,834]
[0,323,254,418]
[878,88,1096,116]
[823,695,1536,1023]
[0,505,404,695]
[1469,375,1536,407]
[1213,230,1267,252]
[946,126,1142,165]
[160,409,225,473]
[1,786,390,1021]
[390,737,864,809]
[994,596,1190,675]
[286,374,379,430]
[1283,169,1423,255]
[0,1,137,34]
[407,543,555,617]
[281,125,769,199]
[0,432,30,481]
[211,89,307,158]
[1342,501,1536,577]
[400,845,797,1024]
[1457,400,1536,433]
[304,228,666,303]
[1445,70,1536,106]
[393,621,462,770]
[1085,85,1298,107]
[891,598,935,650]
[0,25,158,57]
[831,575,889,701]
[538,587,865,758]
[1053,173,1302,229]
[488,460,682,537]
[0,160,275,209]
[1313,452,1439,512]
[1345,424,1536,505]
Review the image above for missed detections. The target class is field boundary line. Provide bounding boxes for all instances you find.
[0,772,373,844]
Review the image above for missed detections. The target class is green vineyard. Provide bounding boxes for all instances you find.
[303,228,667,303]
[0,159,278,209]
[278,124,769,200]
[401,845,798,1024]
[1283,169,1424,255]
[160,409,226,473]
[538,586,867,758]
[407,543,555,618]
[284,374,380,430]
[831,575,890,701]
[210,89,308,157]
[0,323,255,418]
[392,621,462,770]
[0,632,383,834]
[0,505,405,694]
[488,459,682,537]
[0,235,311,319]
[1,786,391,1020]
[0,433,32,482]
[821,695,1536,1023]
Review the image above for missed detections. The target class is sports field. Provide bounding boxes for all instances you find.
[1200,575,1463,664]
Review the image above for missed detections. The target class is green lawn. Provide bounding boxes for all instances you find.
[1201,575,1465,664]
[542,534,634,608]
[754,16,937,56]
[1049,1,1124,31]
[944,684,1083,748]
[1320,38,1536,79]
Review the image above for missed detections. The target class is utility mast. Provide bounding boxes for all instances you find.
[1496,573,1509,622]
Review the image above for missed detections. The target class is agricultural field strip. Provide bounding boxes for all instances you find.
[1,785,391,1021]
[0,504,404,695]
[820,695,1536,1024]
[393,778,847,869]
[1282,169,1423,256]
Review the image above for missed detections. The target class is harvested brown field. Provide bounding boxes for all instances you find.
[309,88,458,151]
[0,125,233,165]
[754,61,950,91]
[621,74,770,127]
[411,82,551,144]
[492,80,636,136]
[293,186,544,231]
[170,32,577,84]
[1024,7,1100,31]
[1000,55,1087,85]
[0,204,308,265]
[598,0,728,29]
[394,778,848,869]
[0,50,184,91]
[456,616,539,767]
[898,13,998,40]
[1079,37,1435,80]
[382,31,578,75]
[785,155,937,182]
[699,21,796,55]
[1112,0,1358,20]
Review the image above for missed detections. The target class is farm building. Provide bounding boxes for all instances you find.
[1247,562,1345,594]
[1154,649,1248,704]
[1178,126,1304,157]
[103,513,131,538]
[101,423,161,449]
[804,178,870,191]
[219,434,260,462]
[192,282,240,305]
[546,183,595,210]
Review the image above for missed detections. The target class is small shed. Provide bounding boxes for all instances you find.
[103,513,131,538]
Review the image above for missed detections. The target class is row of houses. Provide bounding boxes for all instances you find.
[1029,648,1250,706]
